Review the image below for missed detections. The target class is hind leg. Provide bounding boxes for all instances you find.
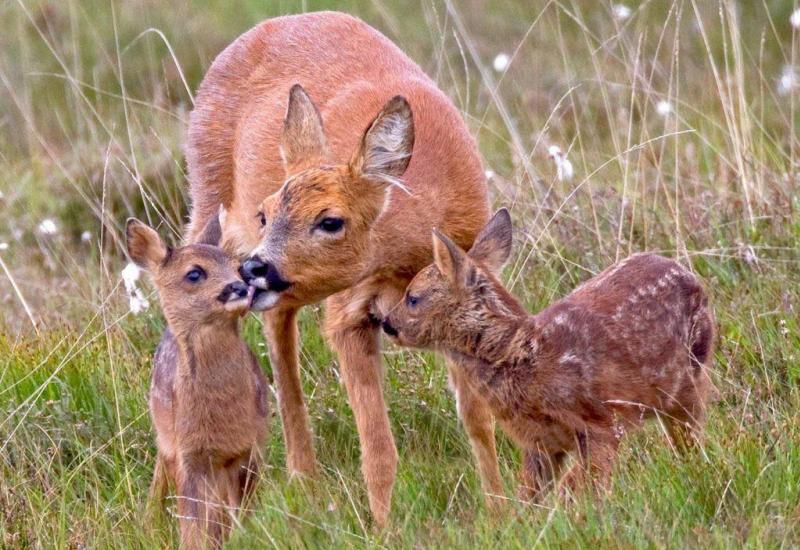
[517,445,566,502]
[558,428,620,498]
[665,370,713,452]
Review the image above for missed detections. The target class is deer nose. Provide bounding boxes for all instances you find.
[381,319,398,337]
[240,257,269,281]
[219,281,249,302]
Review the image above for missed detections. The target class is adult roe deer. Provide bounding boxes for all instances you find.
[128,215,269,549]
[382,210,716,500]
[184,12,491,525]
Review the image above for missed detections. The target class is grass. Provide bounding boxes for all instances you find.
[1,0,799,547]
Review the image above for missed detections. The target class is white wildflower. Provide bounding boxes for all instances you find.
[493,53,510,72]
[791,8,800,28]
[81,231,92,242]
[547,145,574,182]
[778,65,797,95]
[485,169,495,180]
[613,4,632,20]
[0,190,4,200]
[0,242,8,251]
[129,289,150,314]
[121,262,142,292]
[656,100,673,117]
[37,218,58,235]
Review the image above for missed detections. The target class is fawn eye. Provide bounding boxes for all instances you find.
[258,212,266,227]
[406,293,419,308]
[185,267,206,283]
[317,217,344,233]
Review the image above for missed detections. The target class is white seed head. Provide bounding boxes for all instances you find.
[656,100,673,116]
[121,261,142,293]
[0,242,8,251]
[81,231,92,242]
[493,53,510,72]
[791,8,800,29]
[778,65,797,95]
[37,218,58,235]
[613,4,632,20]
[548,145,574,182]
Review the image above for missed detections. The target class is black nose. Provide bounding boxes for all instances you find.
[240,257,292,292]
[381,319,398,337]
[218,281,249,302]
[240,258,269,280]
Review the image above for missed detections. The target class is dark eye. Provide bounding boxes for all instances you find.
[258,212,266,227]
[318,217,344,233]
[185,267,206,283]
[406,293,419,308]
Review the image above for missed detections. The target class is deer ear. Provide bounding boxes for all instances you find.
[194,209,222,246]
[350,96,414,189]
[432,229,470,288]
[280,84,329,175]
[126,218,169,270]
[468,208,513,274]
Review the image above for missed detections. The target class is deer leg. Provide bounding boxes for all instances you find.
[517,446,566,502]
[176,456,226,550]
[446,359,505,507]
[263,307,317,476]
[559,428,619,498]
[325,295,396,528]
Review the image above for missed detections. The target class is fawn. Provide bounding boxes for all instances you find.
[382,209,716,500]
[185,12,491,525]
[126,214,269,549]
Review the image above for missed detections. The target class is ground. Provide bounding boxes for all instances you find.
[1,0,799,547]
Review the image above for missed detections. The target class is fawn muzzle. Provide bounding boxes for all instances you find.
[240,257,292,292]
[381,319,399,337]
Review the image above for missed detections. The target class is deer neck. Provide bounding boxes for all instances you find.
[173,321,246,383]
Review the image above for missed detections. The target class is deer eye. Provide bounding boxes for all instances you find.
[317,217,344,233]
[185,267,206,283]
[258,212,266,227]
[406,293,419,308]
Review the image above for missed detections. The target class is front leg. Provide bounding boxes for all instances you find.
[517,447,566,502]
[325,291,397,528]
[446,359,505,507]
[263,307,317,476]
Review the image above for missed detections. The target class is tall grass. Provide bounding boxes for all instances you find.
[1,0,798,547]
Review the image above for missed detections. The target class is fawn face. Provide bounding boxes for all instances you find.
[383,209,518,349]
[238,84,415,308]
[126,216,256,331]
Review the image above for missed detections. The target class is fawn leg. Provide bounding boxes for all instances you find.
[263,307,317,476]
[149,454,170,506]
[176,457,225,550]
[325,293,397,528]
[559,428,620,498]
[517,446,566,502]
[446,359,505,507]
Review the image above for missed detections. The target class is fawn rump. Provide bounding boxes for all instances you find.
[185,12,489,525]
[383,209,716,501]
[126,214,269,549]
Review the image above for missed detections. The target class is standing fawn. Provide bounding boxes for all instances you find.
[382,209,716,500]
[126,215,269,549]
[185,12,491,525]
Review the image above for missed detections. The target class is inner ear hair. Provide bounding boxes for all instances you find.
[468,208,513,274]
[194,211,222,246]
[352,96,414,191]
[432,228,469,287]
[280,84,330,174]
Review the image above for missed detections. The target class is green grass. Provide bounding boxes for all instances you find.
[1,0,799,547]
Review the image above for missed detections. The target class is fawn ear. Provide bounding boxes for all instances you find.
[432,229,470,288]
[194,208,222,246]
[350,96,414,191]
[280,84,330,175]
[126,218,169,270]
[468,208,513,274]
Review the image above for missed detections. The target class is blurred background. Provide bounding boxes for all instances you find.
[0,1,798,547]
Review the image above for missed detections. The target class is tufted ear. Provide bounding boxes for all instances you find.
[126,218,169,270]
[432,228,471,289]
[350,95,414,189]
[467,208,513,274]
[280,84,330,175]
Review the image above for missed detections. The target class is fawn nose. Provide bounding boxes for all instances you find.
[381,319,398,337]
[219,281,249,302]
[240,257,292,292]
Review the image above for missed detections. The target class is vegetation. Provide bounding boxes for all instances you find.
[1,0,798,547]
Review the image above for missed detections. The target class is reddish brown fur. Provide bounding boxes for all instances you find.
[127,217,268,549]
[185,12,490,525]
[384,210,716,501]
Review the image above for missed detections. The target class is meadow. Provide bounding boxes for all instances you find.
[1,0,799,547]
